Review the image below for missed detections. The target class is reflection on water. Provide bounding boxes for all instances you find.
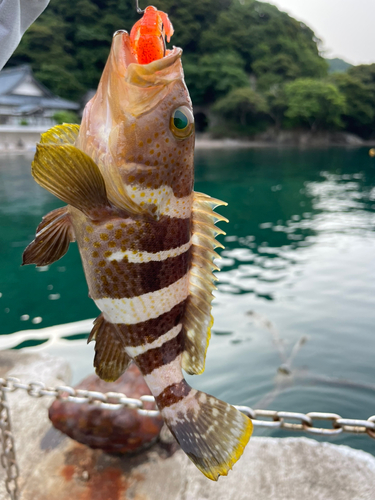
[1,148,375,454]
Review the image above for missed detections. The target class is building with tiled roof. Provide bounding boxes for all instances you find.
[0,65,79,127]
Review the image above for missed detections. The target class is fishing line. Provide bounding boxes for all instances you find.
[136,0,145,14]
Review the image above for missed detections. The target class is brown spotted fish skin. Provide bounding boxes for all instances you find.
[70,205,192,405]
[24,31,253,481]
[72,212,192,303]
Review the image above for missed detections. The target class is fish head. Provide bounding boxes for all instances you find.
[77,30,195,219]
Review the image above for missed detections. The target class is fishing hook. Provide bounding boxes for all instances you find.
[136,0,144,14]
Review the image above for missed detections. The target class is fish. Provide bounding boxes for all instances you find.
[23,7,253,481]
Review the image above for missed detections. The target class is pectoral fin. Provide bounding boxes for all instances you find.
[182,192,228,375]
[88,314,131,382]
[32,140,111,219]
[23,206,75,267]
[39,123,80,146]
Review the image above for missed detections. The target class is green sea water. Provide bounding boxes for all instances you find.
[1,147,375,455]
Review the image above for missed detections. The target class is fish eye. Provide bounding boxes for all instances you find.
[170,106,194,139]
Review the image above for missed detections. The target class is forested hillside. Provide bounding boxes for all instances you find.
[327,58,353,74]
[6,0,375,138]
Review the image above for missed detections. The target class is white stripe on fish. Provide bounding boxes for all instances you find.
[125,323,182,357]
[108,240,192,263]
[127,185,193,219]
[143,353,184,397]
[95,273,189,324]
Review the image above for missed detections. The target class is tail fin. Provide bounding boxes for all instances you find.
[160,387,253,481]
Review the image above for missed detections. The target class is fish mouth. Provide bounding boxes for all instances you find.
[110,30,183,88]
[77,31,187,217]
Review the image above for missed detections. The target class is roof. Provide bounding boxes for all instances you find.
[0,94,80,110]
[0,66,26,95]
[15,104,43,115]
[0,65,79,110]
[0,65,53,97]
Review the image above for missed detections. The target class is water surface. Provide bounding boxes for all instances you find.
[1,147,374,454]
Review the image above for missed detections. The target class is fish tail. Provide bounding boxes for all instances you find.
[157,382,253,481]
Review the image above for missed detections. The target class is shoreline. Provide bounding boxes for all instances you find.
[195,138,375,149]
[195,130,375,149]
[2,141,375,156]
[1,132,375,155]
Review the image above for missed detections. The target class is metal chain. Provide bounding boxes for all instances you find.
[236,407,375,439]
[0,384,19,500]
[0,376,374,500]
[0,377,374,438]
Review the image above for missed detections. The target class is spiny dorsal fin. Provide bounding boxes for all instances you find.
[23,206,75,267]
[40,123,80,145]
[32,143,111,220]
[88,314,131,382]
[182,192,228,375]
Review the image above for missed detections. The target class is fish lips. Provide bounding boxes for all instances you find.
[111,30,183,89]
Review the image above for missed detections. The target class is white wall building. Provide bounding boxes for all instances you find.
[0,65,79,127]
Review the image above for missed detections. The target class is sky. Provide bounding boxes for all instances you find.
[259,0,375,65]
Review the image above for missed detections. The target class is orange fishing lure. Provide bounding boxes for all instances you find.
[130,5,174,64]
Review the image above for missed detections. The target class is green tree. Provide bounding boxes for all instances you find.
[265,84,288,129]
[8,0,232,100]
[332,73,375,138]
[8,0,137,99]
[35,64,85,100]
[212,87,270,134]
[348,63,375,86]
[149,0,232,54]
[200,0,328,89]
[330,64,375,138]
[7,0,328,104]
[184,51,250,105]
[53,111,80,124]
[284,79,346,131]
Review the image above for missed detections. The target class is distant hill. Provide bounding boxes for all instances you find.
[327,58,353,74]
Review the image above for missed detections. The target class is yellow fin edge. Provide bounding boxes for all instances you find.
[40,123,80,145]
[201,415,253,481]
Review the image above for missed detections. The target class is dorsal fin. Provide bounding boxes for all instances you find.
[23,206,75,267]
[182,192,228,375]
[88,314,131,382]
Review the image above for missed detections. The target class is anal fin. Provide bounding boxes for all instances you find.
[23,206,75,267]
[88,314,131,382]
